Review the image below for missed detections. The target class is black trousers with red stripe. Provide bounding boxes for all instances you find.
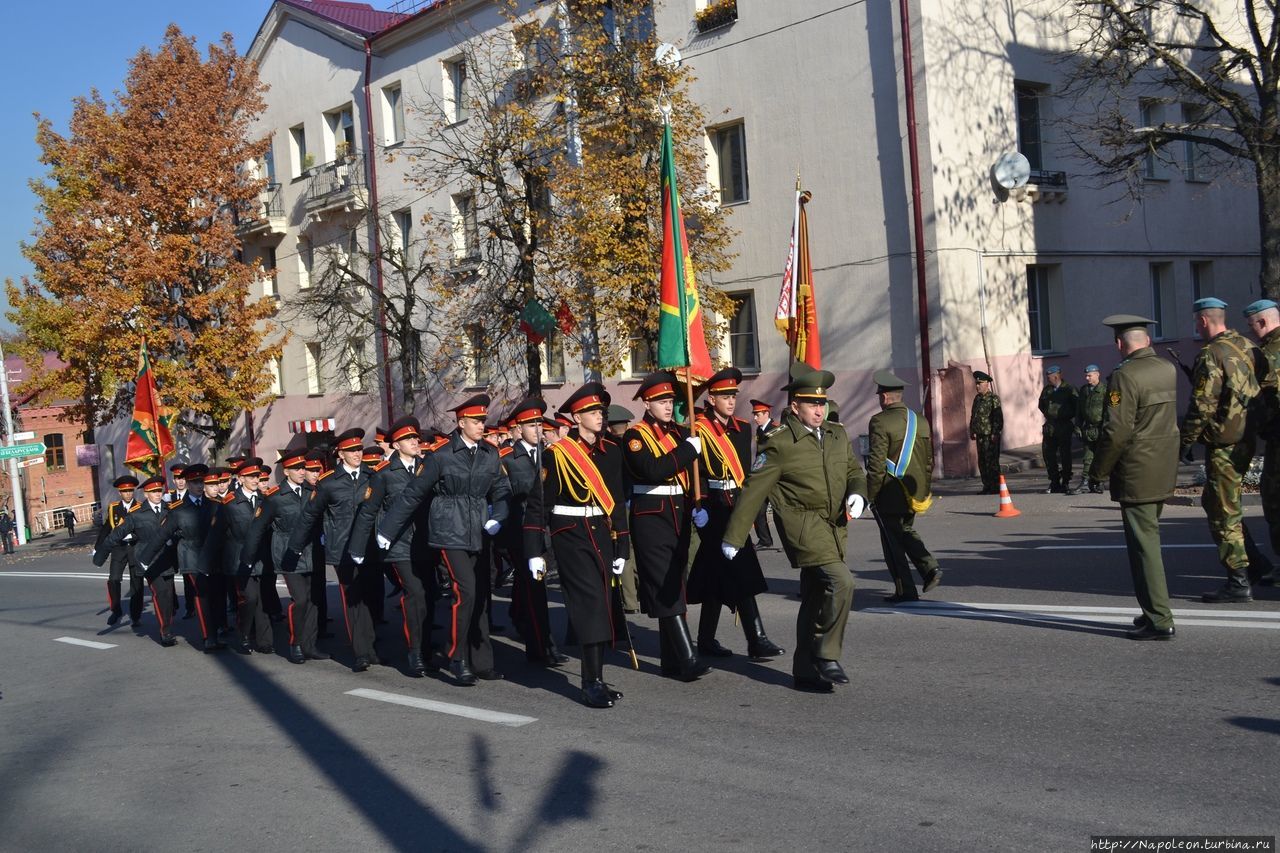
[388,560,432,657]
[147,573,176,639]
[311,550,328,629]
[187,572,227,640]
[106,544,143,621]
[440,547,494,672]
[334,555,377,660]
[235,575,274,649]
[510,545,555,658]
[260,567,283,618]
[283,572,318,655]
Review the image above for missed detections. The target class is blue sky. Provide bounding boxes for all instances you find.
[0,1,272,330]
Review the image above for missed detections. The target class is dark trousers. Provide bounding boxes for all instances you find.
[283,572,319,655]
[1120,502,1173,629]
[334,556,377,659]
[188,573,227,640]
[107,545,143,621]
[260,568,283,618]
[510,547,555,658]
[1,530,13,553]
[234,576,274,649]
[311,552,329,629]
[147,574,176,639]
[440,547,494,672]
[365,553,385,623]
[877,512,939,598]
[388,561,431,656]
[753,503,774,548]
[1042,426,1073,487]
[181,572,196,616]
[795,562,854,677]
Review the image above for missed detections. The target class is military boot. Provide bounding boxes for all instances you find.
[663,615,712,681]
[696,597,732,657]
[738,595,785,660]
[1201,568,1254,603]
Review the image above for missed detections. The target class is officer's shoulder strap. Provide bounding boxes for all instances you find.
[168,499,184,510]
[261,485,280,497]
[221,492,237,505]
[127,503,143,514]
[499,445,514,458]
[317,469,334,481]
[372,459,390,472]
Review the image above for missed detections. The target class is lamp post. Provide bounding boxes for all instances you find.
[0,340,28,546]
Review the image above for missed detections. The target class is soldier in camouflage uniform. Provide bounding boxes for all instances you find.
[969,371,1003,494]
[1038,365,1077,493]
[1244,298,1280,586]
[1180,297,1264,603]
[1072,364,1107,494]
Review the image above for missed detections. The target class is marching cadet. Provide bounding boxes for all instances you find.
[303,452,332,637]
[606,404,639,612]
[96,475,141,627]
[360,445,390,624]
[1244,298,1280,586]
[969,371,1003,495]
[1181,297,1266,603]
[263,449,328,664]
[502,397,569,666]
[722,368,868,693]
[374,426,391,459]
[166,463,198,619]
[687,368,785,660]
[622,371,711,682]
[375,396,512,686]
[1072,365,1107,494]
[349,416,435,676]
[523,383,631,708]
[212,460,273,654]
[94,476,175,644]
[866,371,942,603]
[1039,365,1077,493]
[541,417,562,446]
[748,399,778,548]
[288,429,379,671]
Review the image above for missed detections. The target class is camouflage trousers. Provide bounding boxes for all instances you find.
[1042,425,1073,487]
[1202,442,1255,573]
[975,434,1001,491]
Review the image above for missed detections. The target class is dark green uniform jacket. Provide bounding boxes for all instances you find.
[1076,382,1107,439]
[1039,382,1077,435]
[867,402,933,515]
[1089,347,1179,504]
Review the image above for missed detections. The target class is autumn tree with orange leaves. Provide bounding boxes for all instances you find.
[8,25,281,450]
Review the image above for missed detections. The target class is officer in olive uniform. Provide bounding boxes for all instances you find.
[1038,365,1077,493]
[96,475,140,626]
[1181,297,1265,603]
[687,368,785,660]
[867,371,942,603]
[1244,298,1280,585]
[95,476,175,644]
[263,449,327,664]
[1072,364,1107,494]
[969,371,1003,494]
[623,371,711,682]
[1088,315,1179,639]
[723,369,868,693]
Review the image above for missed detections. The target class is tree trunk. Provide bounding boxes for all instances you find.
[526,338,543,396]
[82,388,102,507]
[1258,153,1280,299]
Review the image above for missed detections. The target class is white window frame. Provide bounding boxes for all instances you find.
[297,239,312,290]
[708,122,749,206]
[1149,262,1176,340]
[392,209,412,259]
[1139,99,1165,180]
[1027,264,1064,354]
[269,356,283,397]
[541,327,566,384]
[324,104,356,162]
[1015,82,1045,173]
[723,291,760,372]
[305,343,323,395]
[261,246,277,299]
[1182,102,1210,182]
[444,57,468,124]
[289,124,307,178]
[452,192,479,260]
[381,83,404,146]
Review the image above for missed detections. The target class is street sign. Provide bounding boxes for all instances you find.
[0,443,45,460]
[11,431,34,441]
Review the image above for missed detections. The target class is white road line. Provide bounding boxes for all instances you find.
[54,636,117,649]
[1034,544,1215,550]
[345,688,537,728]
[865,601,1280,629]
[1,571,110,579]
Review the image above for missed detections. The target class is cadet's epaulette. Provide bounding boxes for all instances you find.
[168,499,184,510]
[499,446,514,458]
[428,437,450,452]
[261,485,280,497]
[317,469,334,481]
[732,417,749,428]
[372,459,390,472]
[221,492,236,505]
[599,433,618,447]
[127,503,143,513]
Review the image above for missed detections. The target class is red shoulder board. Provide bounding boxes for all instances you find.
[168,500,184,510]
[261,485,280,497]
[429,437,450,452]
[733,417,749,428]
[499,446,514,457]
[317,469,334,481]
[372,459,390,472]
[127,503,143,514]
[221,493,236,505]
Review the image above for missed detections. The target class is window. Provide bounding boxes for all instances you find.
[725,291,759,371]
[710,122,749,205]
[44,433,65,471]
[1183,103,1210,182]
[297,239,312,290]
[541,327,566,383]
[1191,260,1214,302]
[453,192,479,260]
[629,334,656,377]
[382,83,404,145]
[289,124,308,178]
[261,246,277,299]
[305,343,323,395]
[1026,264,1063,354]
[345,340,366,393]
[263,145,276,184]
[1150,262,1175,339]
[1139,99,1163,179]
[392,208,412,258]
[325,105,356,161]
[269,357,283,396]
[1015,84,1044,172]
[445,58,468,123]
[467,324,490,386]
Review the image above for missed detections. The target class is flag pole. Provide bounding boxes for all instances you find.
[685,375,701,506]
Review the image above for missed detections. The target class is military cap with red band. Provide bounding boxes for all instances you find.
[509,396,547,425]
[182,464,209,483]
[374,426,389,443]
[334,428,365,452]
[141,476,166,492]
[170,463,187,478]
[563,382,610,414]
[361,446,384,464]
[238,462,265,478]
[205,467,232,485]
[634,371,677,402]
[280,452,307,470]
[113,475,139,489]
[389,415,421,443]
[303,452,326,472]
[453,393,490,420]
[750,399,772,413]
[704,366,743,396]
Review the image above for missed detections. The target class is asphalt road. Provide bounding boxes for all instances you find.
[2,480,1277,851]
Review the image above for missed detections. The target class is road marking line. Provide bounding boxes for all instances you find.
[895,601,1280,618]
[1,571,110,579]
[865,601,1280,629]
[54,636,117,649]
[1034,544,1215,550]
[345,688,537,728]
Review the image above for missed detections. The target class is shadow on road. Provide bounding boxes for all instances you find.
[1225,716,1280,737]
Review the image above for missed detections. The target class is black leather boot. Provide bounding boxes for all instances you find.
[449,658,478,686]
[739,596,785,660]
[407,650,426,676]
[658,618,678,675]
[1202,568,1254,603]
[697,598,732,657]
[580,642,614,708]
[664,615,712,681]
[288,644,305,664]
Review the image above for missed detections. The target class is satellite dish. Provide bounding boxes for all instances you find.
[992,152,1031,189]
[655,43,682,67]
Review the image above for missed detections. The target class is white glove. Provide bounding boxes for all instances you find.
[529,557,546,580]
[140,563,150,573]
[611,558,625,576]
[846,494,865,520]
[483,519,501,536]
[721,542,739,561]
[89,549,97,559]
[684,435,702,454]
[352,555,365,565]
[691,507,708,528]
[376,533,391,550]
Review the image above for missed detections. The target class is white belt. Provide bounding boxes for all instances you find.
[552,505,604,517]
[632,484,683,496]
[707,479,739,490]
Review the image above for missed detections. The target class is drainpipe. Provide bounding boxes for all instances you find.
[899,0,933,426]
[364,39,394,423]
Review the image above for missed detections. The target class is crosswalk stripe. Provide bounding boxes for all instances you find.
[54,636,117,649]
[345,688,537,727]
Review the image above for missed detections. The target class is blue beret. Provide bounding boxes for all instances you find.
[1243,299,1278,317]
[1192,297,1228,312]
[1046,365,1061,375]
[1085,364,1099,373]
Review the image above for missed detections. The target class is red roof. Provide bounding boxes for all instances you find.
[277,0,409,38]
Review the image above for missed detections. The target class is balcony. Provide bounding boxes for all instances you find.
[235,183,287,237]
[695,0,737,34]
[1026,169,1068,204]
[304,153,367,222]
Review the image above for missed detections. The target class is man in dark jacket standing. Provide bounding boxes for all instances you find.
[1039,365,1077,493]
[749,400,778,548]
[376,396,511,686]
[1089,315,1179,640]
[96,475,140,626]
[264,450,327,664]
[96,476,175,644]
[213,461,272,654]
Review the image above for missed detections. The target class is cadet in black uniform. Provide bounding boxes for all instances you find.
[376,396,511,686]
[303,453,330,636]
[622,371,711,681]
[95,476,174,643]
[523,383,631,708]
[288,429,377,671]
[688,368,785,660]
[165,464,198,619]
[96,475,140,626]
[212,461,272,654]
[264,449,327,664]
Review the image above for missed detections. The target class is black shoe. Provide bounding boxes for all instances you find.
[368,651,382,666]
[407,651,427,676]
[232,641,252,655]
[181,610,195,620]
[1132,614,1151,628]
[581,680,615,708]
[159,634,177,647]
[1201,584,1253,603]
[202,638,224,653]
[449,659,478,686]
[697,639,733,658]
[815,659,849,685]
[255,644,274,655]
[107,611,122,627]
[352,656,371,673]
[921,570,943,594]
[528,648,571,666]
[747,638,786,660]
[883,594,920,604]
[305,649,330,661]
[288,645,305,664]
[605,685,623,701]
[475,669,504,681]
[793,676,834,693]
[1126,623,1175,641]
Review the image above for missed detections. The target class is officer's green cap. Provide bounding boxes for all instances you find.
[973,370,993,383]
[873,369,907,391]
[1101,314,1155,332]
[1243,299,1278,317]
[784,368,835,401]
[1192,297,1228,312]
[606,404,633,425]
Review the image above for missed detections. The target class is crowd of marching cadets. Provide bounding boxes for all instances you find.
[91,366,828,709]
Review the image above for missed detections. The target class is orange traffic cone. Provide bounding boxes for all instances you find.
[994,475,1021,518]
